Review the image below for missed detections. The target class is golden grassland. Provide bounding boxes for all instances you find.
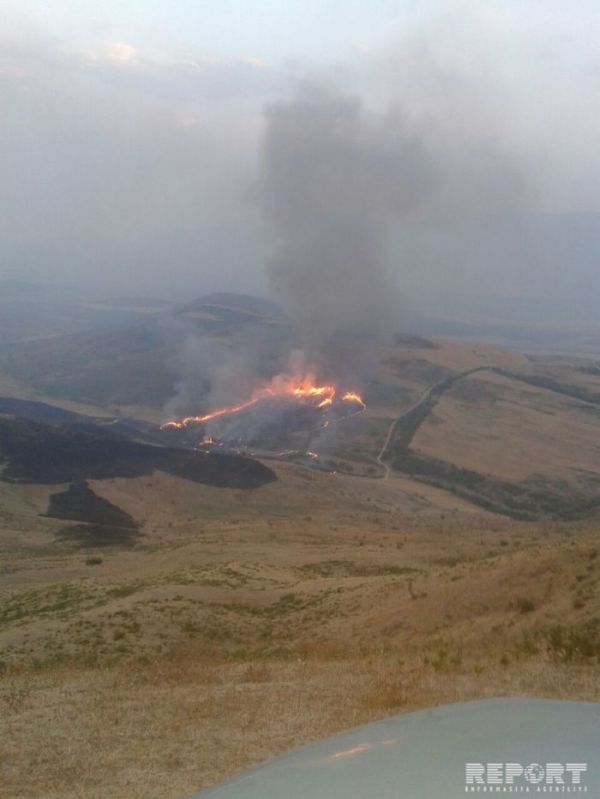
[413,370,600,482]
[3,648,599,799]
[1,463,600,798]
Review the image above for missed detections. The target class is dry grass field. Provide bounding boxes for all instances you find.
[2,464,600,798]
[1,336,600,798]
[413,370,600,481]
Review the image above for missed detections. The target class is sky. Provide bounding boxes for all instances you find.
[3,1,428,62]
[1,1,600,323]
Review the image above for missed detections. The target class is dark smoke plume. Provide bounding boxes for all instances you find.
[259,82,435,384]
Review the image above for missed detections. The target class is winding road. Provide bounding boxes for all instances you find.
[375,366,489,480]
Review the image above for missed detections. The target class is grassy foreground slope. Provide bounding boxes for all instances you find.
[1,462,600,798]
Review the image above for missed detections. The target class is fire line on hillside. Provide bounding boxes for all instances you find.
[161,375,365,455]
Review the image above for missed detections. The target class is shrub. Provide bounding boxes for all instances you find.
[545,620,600,662]
[517,598,535,614]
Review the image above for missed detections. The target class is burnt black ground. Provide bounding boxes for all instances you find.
[46,481,140,547]
[0,417,276,488]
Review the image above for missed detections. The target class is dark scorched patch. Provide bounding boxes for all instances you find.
[0,417,276,488]
[46,481,140,547]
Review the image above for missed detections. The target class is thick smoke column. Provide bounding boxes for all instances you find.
[165,69,530,429]
[259,83,434,383]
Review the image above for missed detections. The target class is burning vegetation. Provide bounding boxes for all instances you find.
[161,375,365,454]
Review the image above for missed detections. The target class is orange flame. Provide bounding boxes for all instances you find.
[161,376,364,430]
[341,391,366,411]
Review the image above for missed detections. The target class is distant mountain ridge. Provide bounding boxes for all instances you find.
[181,292,282,319]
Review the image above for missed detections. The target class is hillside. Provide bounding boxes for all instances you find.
[1,294,600,798]
[0,416,275,488]
[0,280,171,349]
[1,463,599,797]
[0,293,289,410]
[0,298,599,519]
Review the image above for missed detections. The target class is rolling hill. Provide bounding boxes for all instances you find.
[0,293,290,410]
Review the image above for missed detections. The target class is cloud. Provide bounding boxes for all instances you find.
[106,41,138,63]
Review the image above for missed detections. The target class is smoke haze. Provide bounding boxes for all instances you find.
[2,2,600,333]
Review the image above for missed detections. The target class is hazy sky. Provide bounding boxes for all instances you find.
[2,1,600,316]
